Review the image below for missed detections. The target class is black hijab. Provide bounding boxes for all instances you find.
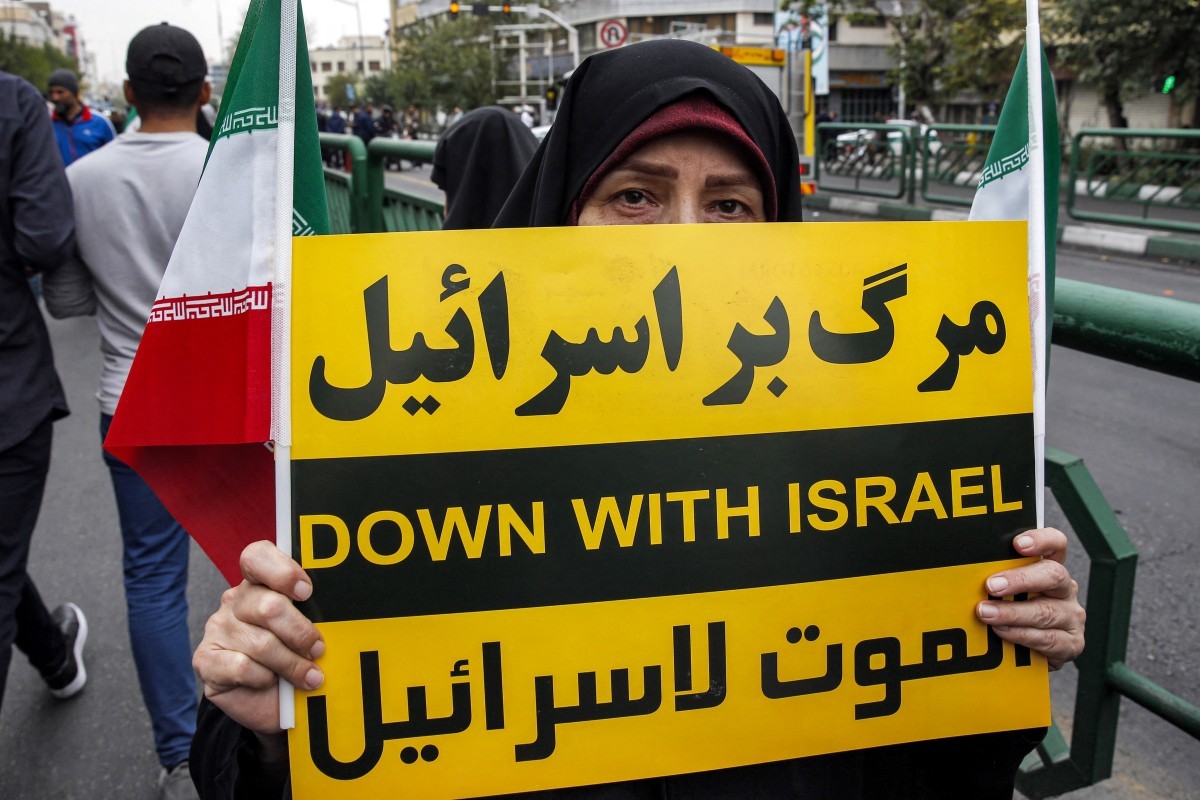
[493,39,803,228]
[431,106,539,230]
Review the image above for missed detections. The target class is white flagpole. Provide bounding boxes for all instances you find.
[275,0,300,731]
[1025,0,1047,528]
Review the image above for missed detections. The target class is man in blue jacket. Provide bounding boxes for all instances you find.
[48,68,115,166]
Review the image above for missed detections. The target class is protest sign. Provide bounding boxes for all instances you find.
[285,221,1048,798]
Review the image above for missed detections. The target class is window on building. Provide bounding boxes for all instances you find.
[337,61,345,72]
[753,12,773,26]
[310,61,317,71]
[839,88,893,122]
[321,61,332,72]
[368,60,380,71]
[847,12,885,27]
[356,61,363,72]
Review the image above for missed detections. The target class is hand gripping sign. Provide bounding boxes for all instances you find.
[285,221,1047,798]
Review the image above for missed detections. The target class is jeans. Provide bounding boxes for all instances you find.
[0,416,67,713]
[100,414,196,769]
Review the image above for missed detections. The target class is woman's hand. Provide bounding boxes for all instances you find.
[193,541,326,737]
[976,528,1086,671]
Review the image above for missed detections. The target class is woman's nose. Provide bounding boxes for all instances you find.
[663,198,704,225]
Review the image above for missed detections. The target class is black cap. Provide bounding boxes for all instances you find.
[126,22,207,92]
[48,68,79,95]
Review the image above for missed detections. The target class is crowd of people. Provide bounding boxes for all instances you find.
[2,23,1085,800]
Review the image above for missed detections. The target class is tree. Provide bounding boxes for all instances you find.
[0,32,78,93]
[324,73,357,108]
[779,1,1024,110]
[1051,0,1200,130]
[382,16,503,112]
[890,0,1025,108]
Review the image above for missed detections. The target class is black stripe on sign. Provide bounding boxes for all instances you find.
[293,414,1034,623]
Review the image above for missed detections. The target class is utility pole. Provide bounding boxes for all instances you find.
[329,0,366,76]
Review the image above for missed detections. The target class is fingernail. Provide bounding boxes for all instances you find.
[987,576,1010,595]
[305,668,324,690]
[995,626,1010,632]
[294,581,312,601]
[310,639,326,659]
[1016,534,1034,550]
[978,602,999,620]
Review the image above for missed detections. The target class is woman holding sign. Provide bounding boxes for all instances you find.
[191,40,1084,799]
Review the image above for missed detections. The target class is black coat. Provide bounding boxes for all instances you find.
[431,106,539,231]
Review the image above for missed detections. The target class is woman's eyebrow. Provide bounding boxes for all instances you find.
[705,172,758,189]
[610,160,679,179]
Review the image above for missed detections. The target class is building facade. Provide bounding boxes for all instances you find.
[387,1,1190,132]
[309,35,390,105]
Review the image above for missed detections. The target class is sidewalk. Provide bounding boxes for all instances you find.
[804,193,1200,264]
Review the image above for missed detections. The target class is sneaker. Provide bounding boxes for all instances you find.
[159,760,199,800]
[44,602,87,699]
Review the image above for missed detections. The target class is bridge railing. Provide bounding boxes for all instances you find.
[316,134,371,234]
[1068,128,1200,235]
[1016,283,1200,798]
[318,133,441,234]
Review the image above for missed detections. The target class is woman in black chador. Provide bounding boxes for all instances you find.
[190,40,1084,800]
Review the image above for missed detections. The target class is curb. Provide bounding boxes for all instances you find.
[804,194,1200,263]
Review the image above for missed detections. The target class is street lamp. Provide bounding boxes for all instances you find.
[327,0,365,76]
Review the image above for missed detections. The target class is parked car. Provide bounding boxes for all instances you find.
[831,120,941,165]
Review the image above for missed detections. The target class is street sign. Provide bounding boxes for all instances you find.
[598,19,628,48]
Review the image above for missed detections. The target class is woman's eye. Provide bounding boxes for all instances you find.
[618,190,648,205]
[716,199,747,215]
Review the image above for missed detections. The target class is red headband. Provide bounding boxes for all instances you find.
[570,94,778,224]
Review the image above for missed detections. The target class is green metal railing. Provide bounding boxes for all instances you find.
[317,133,371,234]
[814,122,917,202]
[366,138,443,233]
[816,124,1200,234]
[1017,284,1200,798]
[1068,128,1200,234]
[318,133,441,234]
[919,123,996,207]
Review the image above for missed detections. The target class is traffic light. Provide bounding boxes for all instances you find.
[502,2,512,14]
[449,1,460,20]
[545,86,558,111]
[1162,75,1176,94]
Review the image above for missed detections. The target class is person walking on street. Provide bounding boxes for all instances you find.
[0,70,88,719]
[324,107,346,169]
[353,103,374,144]
[43,23,212,800]
[48,68,115,167]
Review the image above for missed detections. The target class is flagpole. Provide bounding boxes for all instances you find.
[275,0,300,731]
[1024,0,1047,529]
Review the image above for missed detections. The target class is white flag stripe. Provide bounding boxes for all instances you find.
[156,132,279,299]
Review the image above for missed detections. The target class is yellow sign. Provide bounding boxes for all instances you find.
[287,222,1047,799]
[717,45,787,67]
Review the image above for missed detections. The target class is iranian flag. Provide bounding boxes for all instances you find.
[104,0,329,584]
[969,1,1059,526]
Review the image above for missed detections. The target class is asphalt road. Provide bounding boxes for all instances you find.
[1,226,1196,799]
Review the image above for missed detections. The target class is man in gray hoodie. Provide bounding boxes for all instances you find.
[43,22,211,800]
